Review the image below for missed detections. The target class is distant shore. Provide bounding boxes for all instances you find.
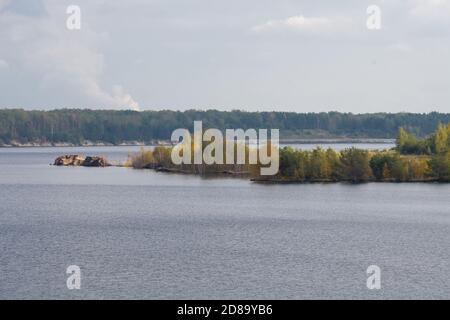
[0,140,170,148]
[278,138,394,144]
[0,138,395,148]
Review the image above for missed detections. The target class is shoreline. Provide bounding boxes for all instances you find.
[250,177,442,184]
[55,163,443,183]
[134,166,445,183]
[0,138,395,148]
[0,142,165,148]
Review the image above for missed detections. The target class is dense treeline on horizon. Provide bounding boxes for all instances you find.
[1,108,450,145]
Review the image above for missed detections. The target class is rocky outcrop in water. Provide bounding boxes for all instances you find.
[53,155,110,167]
[54,155,85,166]
[82,156,110,167]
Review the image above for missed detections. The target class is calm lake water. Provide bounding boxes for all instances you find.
[0,144,449,299]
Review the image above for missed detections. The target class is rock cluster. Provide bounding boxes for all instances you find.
[82,156,110,167]
[53,155,110,167]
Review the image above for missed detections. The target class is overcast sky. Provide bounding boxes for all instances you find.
[1,0,450,113]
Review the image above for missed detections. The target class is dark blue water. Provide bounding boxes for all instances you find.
[0,146,449,299]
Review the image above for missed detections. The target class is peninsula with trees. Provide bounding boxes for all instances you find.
[127,123,450,183]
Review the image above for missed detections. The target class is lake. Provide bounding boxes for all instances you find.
[0,144,449,299]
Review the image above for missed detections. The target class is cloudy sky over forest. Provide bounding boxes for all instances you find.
[1,0,450,112]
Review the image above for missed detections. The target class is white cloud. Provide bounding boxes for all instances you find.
[34,38,139,110]
[251,15,349,34]
[0,1,139,110]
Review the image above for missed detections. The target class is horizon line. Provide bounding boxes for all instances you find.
[1,107,449,115]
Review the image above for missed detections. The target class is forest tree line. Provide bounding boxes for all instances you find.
[1,109,450,145]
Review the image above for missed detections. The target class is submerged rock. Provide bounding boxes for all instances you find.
[54,155,110,167]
